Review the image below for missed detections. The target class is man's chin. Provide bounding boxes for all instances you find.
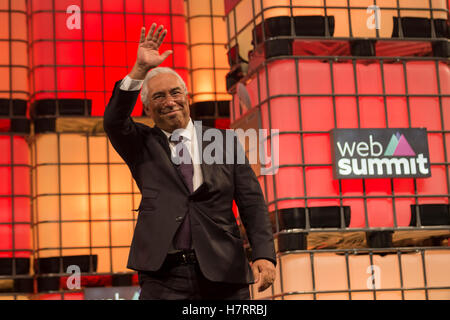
[157,117,187,131]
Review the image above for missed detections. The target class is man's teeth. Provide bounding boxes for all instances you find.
[162,109,180,114]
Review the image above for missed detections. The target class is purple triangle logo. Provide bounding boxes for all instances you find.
[393,134,415,156]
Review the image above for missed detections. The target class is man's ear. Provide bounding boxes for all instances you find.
[143,104,153,118]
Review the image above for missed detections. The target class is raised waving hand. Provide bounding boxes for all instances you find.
[129,23,173,80]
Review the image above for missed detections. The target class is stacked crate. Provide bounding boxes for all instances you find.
[0,0,33,300]
[225,0,450,299]
[186,0,232,129]
[31,126,145,298]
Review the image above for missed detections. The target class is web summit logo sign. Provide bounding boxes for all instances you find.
[331,129,431,179]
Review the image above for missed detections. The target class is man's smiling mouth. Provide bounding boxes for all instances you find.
[160,108,182,115]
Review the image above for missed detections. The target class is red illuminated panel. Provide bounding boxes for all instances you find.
[340,179,366,228]
[356,63,386,129]
[232,58,449,229]
[0,135,31,258]
[232,200,238,218]
[224,0,240,15]
[59,275,112,289]
[36,292,84,300]
[29,0,187,116]
[383,63,409,128]
[333,63,359,129]
[408,62,449,205]
[214,118,230,129]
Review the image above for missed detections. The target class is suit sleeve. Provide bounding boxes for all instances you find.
[103,80,143,166]
[233,133,276,266]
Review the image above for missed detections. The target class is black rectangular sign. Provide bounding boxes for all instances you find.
[330,128,431,179]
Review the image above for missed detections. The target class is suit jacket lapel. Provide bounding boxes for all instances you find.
[152,126,171,159]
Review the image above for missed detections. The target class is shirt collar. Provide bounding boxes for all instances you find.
[161,118,194,142]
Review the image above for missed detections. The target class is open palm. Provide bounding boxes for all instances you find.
[136,23,173,71]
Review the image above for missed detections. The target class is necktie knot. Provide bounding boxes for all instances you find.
[169,134,185,145]
[169,134,190,164]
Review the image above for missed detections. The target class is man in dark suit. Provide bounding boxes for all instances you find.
[103,23,276,300]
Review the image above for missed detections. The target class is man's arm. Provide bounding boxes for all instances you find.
[232,133,276,291]
[103,81,143,165]
[103,23,172,164]
[234,161,275,263]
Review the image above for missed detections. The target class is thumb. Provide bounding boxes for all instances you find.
[252,264,261,283]
[160,50,173,60]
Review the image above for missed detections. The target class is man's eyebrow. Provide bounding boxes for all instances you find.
[151,91,164,98]
[152,87,183,98]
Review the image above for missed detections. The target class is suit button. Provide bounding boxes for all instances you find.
[176,216,183,223]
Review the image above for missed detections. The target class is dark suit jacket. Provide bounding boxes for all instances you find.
[103,80,276,284]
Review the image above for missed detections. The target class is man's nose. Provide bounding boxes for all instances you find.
[164,95,177,106]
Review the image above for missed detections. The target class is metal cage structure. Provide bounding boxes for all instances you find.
[186,0,232,129]
[0,0,449,300]
[224,0,450,300]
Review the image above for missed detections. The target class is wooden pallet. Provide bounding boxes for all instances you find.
[32,116,155,134]
[297,229,450,250]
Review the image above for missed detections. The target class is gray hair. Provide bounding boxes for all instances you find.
[141,67,188,107]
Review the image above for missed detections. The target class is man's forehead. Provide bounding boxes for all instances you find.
[148,73,183,92]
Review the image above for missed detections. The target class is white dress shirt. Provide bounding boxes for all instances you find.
[160,119,204,191]
[120,75,204,192]
[120,75,144,91]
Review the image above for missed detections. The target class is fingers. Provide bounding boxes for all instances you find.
[258,272,273,292]
[252,265,260,283]
[252,260,276,292]
[257,270,275,292]
[157,29,168,46]
[153,25,164,41]
[146,23,157,41]
[144,23,167,48]
[139,27,146,43]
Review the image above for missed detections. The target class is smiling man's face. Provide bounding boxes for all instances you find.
[143,73,190,133]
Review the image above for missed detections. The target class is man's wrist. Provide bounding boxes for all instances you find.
[129,63,151,80]
[120,75,144,91]
[253,257,276,266]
